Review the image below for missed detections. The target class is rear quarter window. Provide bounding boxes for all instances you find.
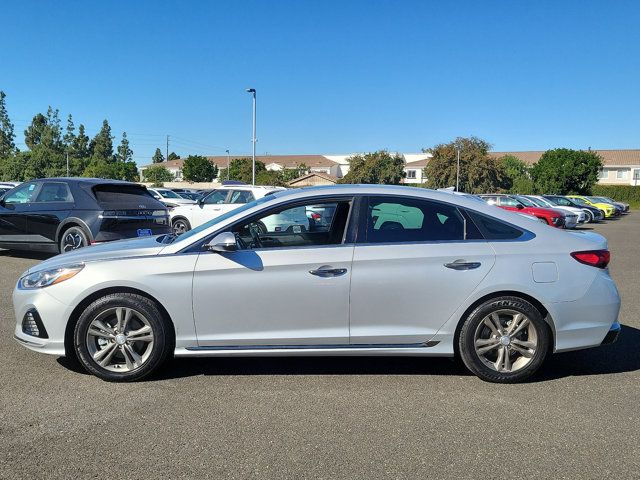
[466,210,524,240]
[92,184,156,208]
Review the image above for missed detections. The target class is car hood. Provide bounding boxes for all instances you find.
[25,236,167,273]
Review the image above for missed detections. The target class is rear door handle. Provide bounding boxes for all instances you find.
[309,266,348,277]
[444,260,481,270]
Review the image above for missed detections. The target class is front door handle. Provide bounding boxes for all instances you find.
[309,266,348,277]
[444,260,481,270]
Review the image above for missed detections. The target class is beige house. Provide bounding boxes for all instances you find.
[288,171,338,187]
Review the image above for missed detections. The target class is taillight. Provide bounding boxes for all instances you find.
[571,250,610,269]
[310,213,321,220]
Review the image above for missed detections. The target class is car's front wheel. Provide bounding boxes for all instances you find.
[73,293,173,382]
[458,296,550,383]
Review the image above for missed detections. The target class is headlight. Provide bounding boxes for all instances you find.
[18,264,84,290]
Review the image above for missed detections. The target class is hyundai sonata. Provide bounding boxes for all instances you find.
[13,185,621,383]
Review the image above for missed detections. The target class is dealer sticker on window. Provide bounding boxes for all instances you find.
[137,228,153,237]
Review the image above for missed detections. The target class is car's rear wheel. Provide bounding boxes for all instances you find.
[73,293,173,382]
[172,218,191,235]
[59,226,88,253]
[458,296,550,383]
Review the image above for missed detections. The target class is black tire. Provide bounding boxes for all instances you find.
[73,293,174,382]
[59,226,89,253]
[583,210,593,223]
[458,296,551,383]
[172,217,191,235]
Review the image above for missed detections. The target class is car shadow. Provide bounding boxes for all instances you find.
[151,325,640,382]
[535,324,640,381]
[0,249,56,261]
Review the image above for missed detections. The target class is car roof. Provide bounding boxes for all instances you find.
[28,177,140,187]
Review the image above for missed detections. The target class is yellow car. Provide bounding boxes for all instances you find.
[567,195,615,218]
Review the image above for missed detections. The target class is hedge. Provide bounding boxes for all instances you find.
[592,185,640,209]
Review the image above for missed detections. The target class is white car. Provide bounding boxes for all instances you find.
[13,185,620,383]
[525,195,587,225]
[170,185,286,234]
[147,188,196,208]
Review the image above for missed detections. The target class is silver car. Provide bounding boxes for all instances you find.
[13,185,621,383]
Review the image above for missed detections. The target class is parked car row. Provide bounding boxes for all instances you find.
[0,178,631,254]
[477,193,629,229]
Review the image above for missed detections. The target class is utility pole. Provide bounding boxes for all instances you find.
[246,88,257,185]
[166,135,169,162]
[455,147,460,192]
[225,149,230,180]
[66,152,69,177]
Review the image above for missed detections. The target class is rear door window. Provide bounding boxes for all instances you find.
[35,182,73,202]
[364,196,468,243]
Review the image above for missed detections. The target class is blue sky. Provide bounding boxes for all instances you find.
[2,0,639,165]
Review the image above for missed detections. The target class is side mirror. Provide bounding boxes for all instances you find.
[516,204,524,210]
[204,232,238,253]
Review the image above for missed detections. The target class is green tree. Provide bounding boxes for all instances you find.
[499,154,535,194]
[280,163,309,182]
[116,132,133,163]
[423,137,509,193]
[339,150,405,184]
[0,151,28,181]
[63,114,75,151]
[73,124,90,159]
[143,164,174,186]
[530,148,603,195]
[182,155,217,182]
[21,108,66,178]
[152,148,165,163]
[89,120,115,163]
[168,152,180,161]
[218,157,266,184]
[0,91,16,158]
[256,170,287,186]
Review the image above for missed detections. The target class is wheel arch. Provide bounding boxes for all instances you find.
[64,286,176,357]
[452,290,555,358]
[56,217,95,244]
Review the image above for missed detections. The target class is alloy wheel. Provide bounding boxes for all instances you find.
[62,231,86,251]
[172,220,189,235]
[473,309,538,373]
[85,307,155,372]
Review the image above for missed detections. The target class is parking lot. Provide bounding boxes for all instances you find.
[0,216,638,479]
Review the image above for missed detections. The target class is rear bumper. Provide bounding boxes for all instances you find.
[548,271,621,352]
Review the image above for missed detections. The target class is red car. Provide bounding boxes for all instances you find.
[479,194,567,228]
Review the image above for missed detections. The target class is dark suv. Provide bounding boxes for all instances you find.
[0,178,171,253]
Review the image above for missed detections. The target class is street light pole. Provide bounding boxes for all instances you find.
[246,88,257,185]
[455,147,460,192]
[225,149,230,180]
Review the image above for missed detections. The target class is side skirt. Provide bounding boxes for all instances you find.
[176,341,454,358]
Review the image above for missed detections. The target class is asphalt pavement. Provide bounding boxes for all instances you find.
[1,216,639,479]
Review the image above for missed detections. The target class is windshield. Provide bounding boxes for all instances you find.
[513,195,536,207]
[171,194,276,244]
[157,190,182,199]
[526,196,548,207]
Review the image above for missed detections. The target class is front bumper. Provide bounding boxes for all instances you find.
[13,286,73,356]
